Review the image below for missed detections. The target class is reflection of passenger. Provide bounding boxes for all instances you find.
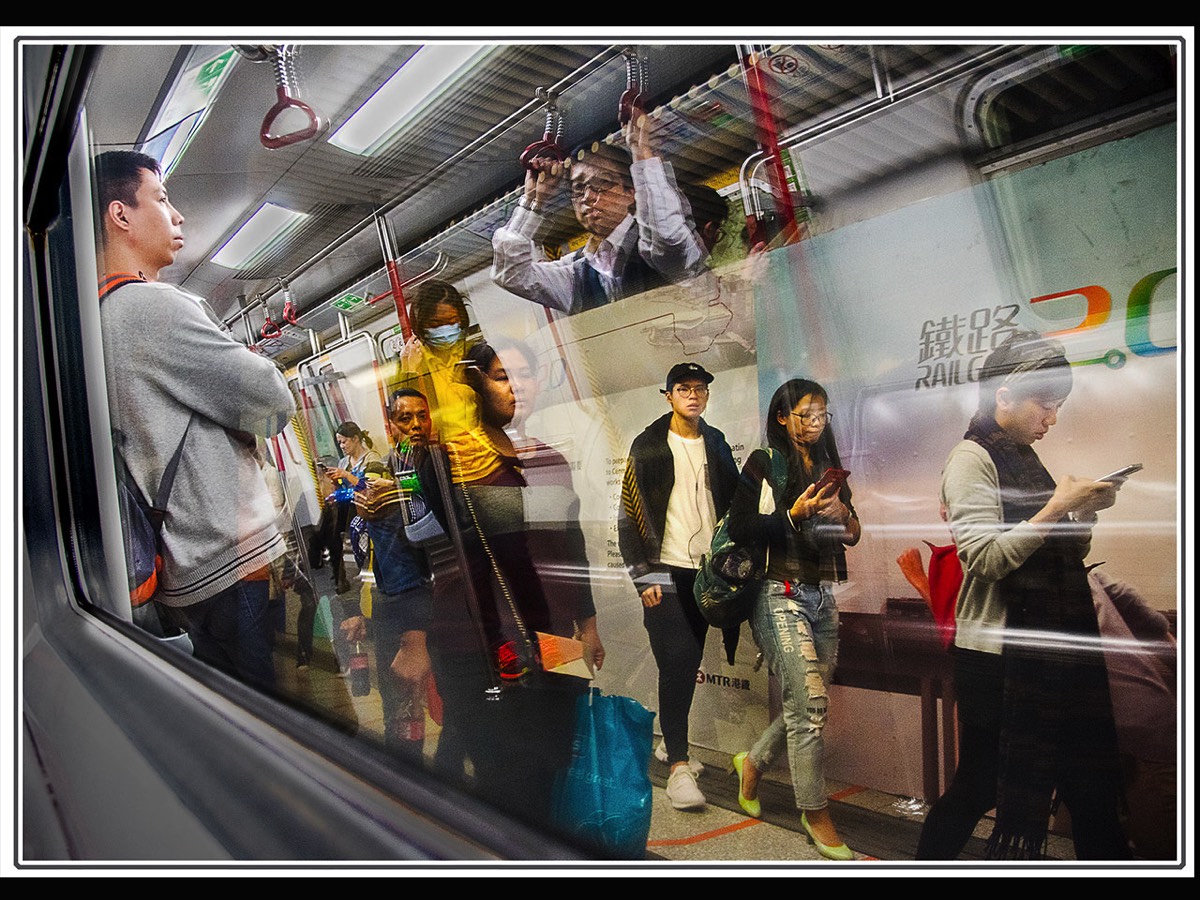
[678,182,729,258]
[727,378,861,860]
[341,391,435,760]
[618,362,739,811]
[491,112,708,315]
[485,339,605,672]
[398,280,500,484]
[409,345,589,828]
[454,341,556,666]
[323,422,381,596]
[915,330,1130,861]
[95,150,295,691]
[257,439,318,670]
[1088,568,1177,860]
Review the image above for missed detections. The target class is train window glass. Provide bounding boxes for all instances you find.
[969,44,1178,174]
[58,36,1183,866]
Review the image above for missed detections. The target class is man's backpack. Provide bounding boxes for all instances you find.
[100,273,191,637]
[694,448,787,629]
[112,422,192,628]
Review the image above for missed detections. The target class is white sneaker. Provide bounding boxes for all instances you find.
[666,766,707,811]
[655,740,705,777]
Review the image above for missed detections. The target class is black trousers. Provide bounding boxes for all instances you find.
[916,647,1003,859]
[641,566,708,766]
[916,646,1131,860]
[428,643,581,827]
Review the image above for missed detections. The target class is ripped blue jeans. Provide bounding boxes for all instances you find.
[747,580,839,811]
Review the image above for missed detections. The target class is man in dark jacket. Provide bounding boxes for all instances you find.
[618,361,739,810]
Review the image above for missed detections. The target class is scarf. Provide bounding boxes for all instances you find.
[965,415,1121,859]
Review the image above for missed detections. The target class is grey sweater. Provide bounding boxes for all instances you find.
[101,280,296,606]
[941,440,1092,654]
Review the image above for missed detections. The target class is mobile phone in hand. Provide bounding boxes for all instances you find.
[813,467,850,494]
[1097,463,1142,483]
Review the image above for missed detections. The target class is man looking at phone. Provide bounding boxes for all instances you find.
[618,362,740,810]
[341,389,436,758]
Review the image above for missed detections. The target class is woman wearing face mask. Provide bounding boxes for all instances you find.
[397,286,539,673]
[398,280,501,485]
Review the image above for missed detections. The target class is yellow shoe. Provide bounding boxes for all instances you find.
[731,752,761,818]
[801,811,854,860]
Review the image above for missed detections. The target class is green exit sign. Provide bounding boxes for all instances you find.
[1058,45,1099,61]
[331,293,366,311]
[196,49,234,95]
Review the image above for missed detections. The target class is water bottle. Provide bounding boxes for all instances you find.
[349,640,371,697]
[391,685,426,744]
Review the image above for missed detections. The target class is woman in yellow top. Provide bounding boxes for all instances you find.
[396,280,502,485]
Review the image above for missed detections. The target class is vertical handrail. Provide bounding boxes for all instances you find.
[374,211,413,341]
[737,44,800,247]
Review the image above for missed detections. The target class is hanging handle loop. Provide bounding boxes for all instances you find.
[261,86,322,149]
[260,295,282,340]
[279,277,299,325]
[260,46,323,150]
[618,48,648,125]
[519,88,567,170]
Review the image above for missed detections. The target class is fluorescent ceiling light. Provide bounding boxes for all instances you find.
[211,202,309,269]
[329,44,491,156]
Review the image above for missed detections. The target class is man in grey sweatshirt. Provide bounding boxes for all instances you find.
[95,150,296,690]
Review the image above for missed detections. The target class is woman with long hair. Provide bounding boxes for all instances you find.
[313,421,381,592]
[726,378,861,860]
[413,339,599,830]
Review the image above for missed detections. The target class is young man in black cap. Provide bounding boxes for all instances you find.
[618,361,740,810]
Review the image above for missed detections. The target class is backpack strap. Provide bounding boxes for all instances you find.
[112,414,194,528]
[761,447,789,508]
[154,415,195,516]
[98,271,147,300]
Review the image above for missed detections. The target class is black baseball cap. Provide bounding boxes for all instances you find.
[663,362,715,392]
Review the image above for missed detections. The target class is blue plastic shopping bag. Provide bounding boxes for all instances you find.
[552,687,656,859]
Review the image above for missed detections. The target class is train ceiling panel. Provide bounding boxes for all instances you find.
[76,40,1175,370]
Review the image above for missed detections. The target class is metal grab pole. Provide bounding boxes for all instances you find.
[374,211,413,341]
[738,44,800,247]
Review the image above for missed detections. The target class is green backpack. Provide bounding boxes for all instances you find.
[694,448,788,629]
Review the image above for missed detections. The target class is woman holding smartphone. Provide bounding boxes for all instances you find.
[726,378,860,860]
[915,330,1130,860]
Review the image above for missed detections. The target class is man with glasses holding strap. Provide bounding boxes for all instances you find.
[618,362,740,810]
[491,110,709,315]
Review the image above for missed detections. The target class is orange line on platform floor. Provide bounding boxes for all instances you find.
[647,817,764,847]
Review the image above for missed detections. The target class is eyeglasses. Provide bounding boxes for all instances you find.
[790,411,831,426]
[671,385,710,398]
[570,175,625,201]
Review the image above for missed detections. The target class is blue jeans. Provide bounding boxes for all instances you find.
[178,578,277,692]
[747,580,839,811]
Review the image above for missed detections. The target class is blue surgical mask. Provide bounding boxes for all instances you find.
[423,323,463,347]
